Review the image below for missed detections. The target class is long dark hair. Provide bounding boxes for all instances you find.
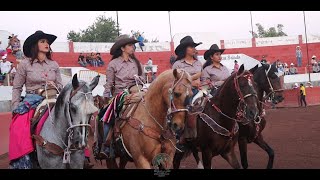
[203,58,213,69]
[111,48,143,76]
[30,42,52,65]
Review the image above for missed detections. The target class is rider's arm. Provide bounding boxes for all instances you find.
[53,62,63,91]
[12,60,27,110]
[103,62,115,99]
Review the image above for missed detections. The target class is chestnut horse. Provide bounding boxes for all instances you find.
[95,69,194,169]
[173,65,260,169]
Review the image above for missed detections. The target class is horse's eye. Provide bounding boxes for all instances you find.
[174,92,181,97]
[70,104,77,112]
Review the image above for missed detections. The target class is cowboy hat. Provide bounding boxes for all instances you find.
[1,56,6,60]
[110,34,139,55]
[204,44,225,60]
[174,36,202,55]
[290,63,294,66]
[312,55,316,59]
[23,30,57,58]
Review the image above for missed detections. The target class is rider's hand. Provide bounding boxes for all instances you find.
[47,81,56,88]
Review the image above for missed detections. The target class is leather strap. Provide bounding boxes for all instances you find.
[33,135,64,156]
[127,117,161,141]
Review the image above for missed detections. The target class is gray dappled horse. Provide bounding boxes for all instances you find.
[36,74,99,169]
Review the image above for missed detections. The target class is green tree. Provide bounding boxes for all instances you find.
[67,15,119,42]
[249,23,288,38]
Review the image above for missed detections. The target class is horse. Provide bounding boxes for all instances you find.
[35,74,99,169]
[173,64,260,169]
[95,69,195,169]
[237,62,284,169]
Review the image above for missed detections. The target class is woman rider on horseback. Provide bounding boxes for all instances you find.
[99,35,145,158]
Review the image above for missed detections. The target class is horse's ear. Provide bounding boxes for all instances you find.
[237,64,245,75]
[72,73,79,89]
[249,64,259,74]
[173,69,179,80]
[89,75,100,91]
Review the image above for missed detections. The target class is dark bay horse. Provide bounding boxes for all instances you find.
[35,74,99,169]
[96,69,195,169]
[238,62,284,169]
[173,65,260,169]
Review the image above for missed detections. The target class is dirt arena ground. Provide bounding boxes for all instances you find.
[1,105,319,169]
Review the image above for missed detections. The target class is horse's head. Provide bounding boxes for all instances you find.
[163,69,194,133]
[231,64,260,122]
[255,62,284,104]
[66,74,99,149]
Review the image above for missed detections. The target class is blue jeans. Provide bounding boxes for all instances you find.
[297,57,302,67]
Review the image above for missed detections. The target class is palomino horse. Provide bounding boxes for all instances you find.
[35,74,99,169]
[237,62,284,169]
[173,64,260,169]
[95,69,194,169]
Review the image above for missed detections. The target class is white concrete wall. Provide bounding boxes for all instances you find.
[224,38,252,48]
[256,36,299,47]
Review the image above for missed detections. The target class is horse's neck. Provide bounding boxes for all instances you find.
[141,84,168,128]
[41,106,69,148]
[211,84,239,130]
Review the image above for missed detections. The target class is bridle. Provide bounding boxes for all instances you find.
[62,83,93,164]
[166,70,190,126]
[263,64,283,100]
[212,71,259,125]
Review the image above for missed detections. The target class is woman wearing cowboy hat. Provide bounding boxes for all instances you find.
[171,36,202,146]
[172,36,203,97]
[201,44,230,96]
[10,30,63,169]
[100,34,144,158]
[12,30,63,110]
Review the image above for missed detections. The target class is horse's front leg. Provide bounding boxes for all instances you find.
[221,149,242,169]
[238,137,249,169]
[253,134,274,169]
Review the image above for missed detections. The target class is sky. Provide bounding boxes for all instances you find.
[0,11,320,42]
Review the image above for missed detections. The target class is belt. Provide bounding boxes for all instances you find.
[27,88,58,98]
[26,89,45,95]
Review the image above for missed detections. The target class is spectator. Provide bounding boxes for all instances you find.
[78,53,87,67]
[0,56,12,75]
[299,83,307,107]
[312,63,319,73]
[86,53,92,65]
[0,56,12,86]
[233,60,239,73]
[96,53,104,67]
[289,63,297,75]
[311,55,317,65]
[284,63,289,75]
[261,56,267,64]
[137,34,145,51]
[277,64,284,76]
[306,81,313,88]
[145,57,153,72]
[296,46,302,67]
[91,53,98,67]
